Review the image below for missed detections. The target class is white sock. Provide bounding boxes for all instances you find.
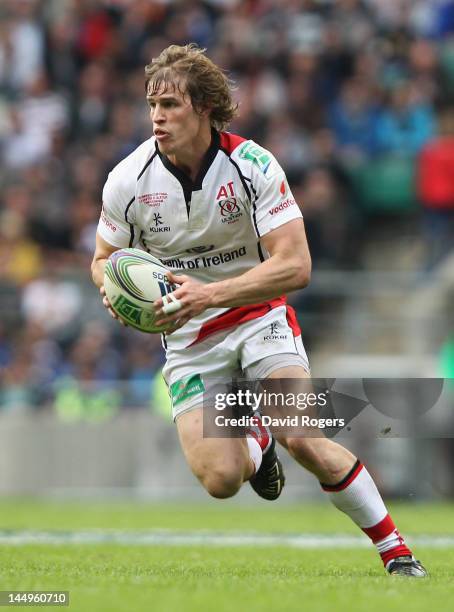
[321,461,387,527]
[321,460,412,566]
[247,436,263,475]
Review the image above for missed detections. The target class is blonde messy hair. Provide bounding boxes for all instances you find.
[145,44,238,131]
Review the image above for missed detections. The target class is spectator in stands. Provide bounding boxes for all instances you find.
[328,77,381,163]
[374,80,436,156]
[417,106,454,265]
[0,0,45,94]
[0,0,452,408]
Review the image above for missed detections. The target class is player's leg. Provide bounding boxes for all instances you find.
[163,326,283,501]
[267,365,357,482]
[176,406,256,498]
[268,364,427,577]
[247,410,285,500]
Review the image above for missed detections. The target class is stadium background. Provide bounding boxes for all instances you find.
[1,0,454,501]
[3,2,454,610]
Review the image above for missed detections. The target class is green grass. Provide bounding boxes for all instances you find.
[1,545,453,612]
[1,501,454,611]
[1,499,454,534]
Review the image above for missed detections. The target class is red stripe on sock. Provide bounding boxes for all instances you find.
[361,514,396,544]
[381,544,412,567]
[246,418,270,452]
[320,461,364,492]
[362,514,396,542]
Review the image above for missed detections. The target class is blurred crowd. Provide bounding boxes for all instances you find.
[1,0,454,413]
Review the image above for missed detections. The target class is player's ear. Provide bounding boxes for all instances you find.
[193,102,211,119]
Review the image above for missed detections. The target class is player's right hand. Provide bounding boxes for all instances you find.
[100,286,128,327]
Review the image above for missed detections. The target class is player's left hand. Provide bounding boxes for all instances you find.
[153,271,212,334]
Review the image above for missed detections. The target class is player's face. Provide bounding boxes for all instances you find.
[148,80,207,157]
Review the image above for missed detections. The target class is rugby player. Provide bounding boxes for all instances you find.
[91,44,426,577]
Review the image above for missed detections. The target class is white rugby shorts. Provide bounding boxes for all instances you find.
[162,305,310,420]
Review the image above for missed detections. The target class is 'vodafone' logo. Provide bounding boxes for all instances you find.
[269,199,296,216]
[101,208,117,232]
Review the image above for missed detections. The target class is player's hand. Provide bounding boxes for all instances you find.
[153,271,212,334]
[100,286,128,327]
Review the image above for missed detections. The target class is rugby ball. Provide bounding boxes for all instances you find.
[103,248,177,333]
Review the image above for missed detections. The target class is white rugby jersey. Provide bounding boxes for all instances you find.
[97,131,303,349]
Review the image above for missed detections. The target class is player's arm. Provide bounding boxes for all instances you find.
[91,233,128,324]
[208,217,311,306]
[154,218,311,329]
[91,233,120,288]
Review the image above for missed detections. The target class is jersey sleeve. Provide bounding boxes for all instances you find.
[247,147,302,238]
[97,170,138,248]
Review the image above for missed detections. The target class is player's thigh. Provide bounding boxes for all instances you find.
[258,364,330,465]
[264,365,317,450]
[266,364,311,380]
[176,406,250,481]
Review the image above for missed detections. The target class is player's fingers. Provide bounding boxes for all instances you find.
[166,271,190,284]
[110,309,128,326]
[164,316,190,335]
[161,293,183,315]
[108,308,118,319]
[161,300,182,315]
[155,307,188,328]
[100,286,106,296]
[154,315,176,327]
[103,298,128,327]
[154,287,185,312]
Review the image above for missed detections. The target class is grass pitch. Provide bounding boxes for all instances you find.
[0,500,453,612]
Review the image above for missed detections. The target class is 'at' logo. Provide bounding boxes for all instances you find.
[216,181,235,199]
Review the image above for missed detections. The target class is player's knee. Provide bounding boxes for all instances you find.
[201,466,243,499]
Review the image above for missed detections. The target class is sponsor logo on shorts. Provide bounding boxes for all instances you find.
[263,322,288,341]
[170,374,205,406]
[269,199,296,216]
